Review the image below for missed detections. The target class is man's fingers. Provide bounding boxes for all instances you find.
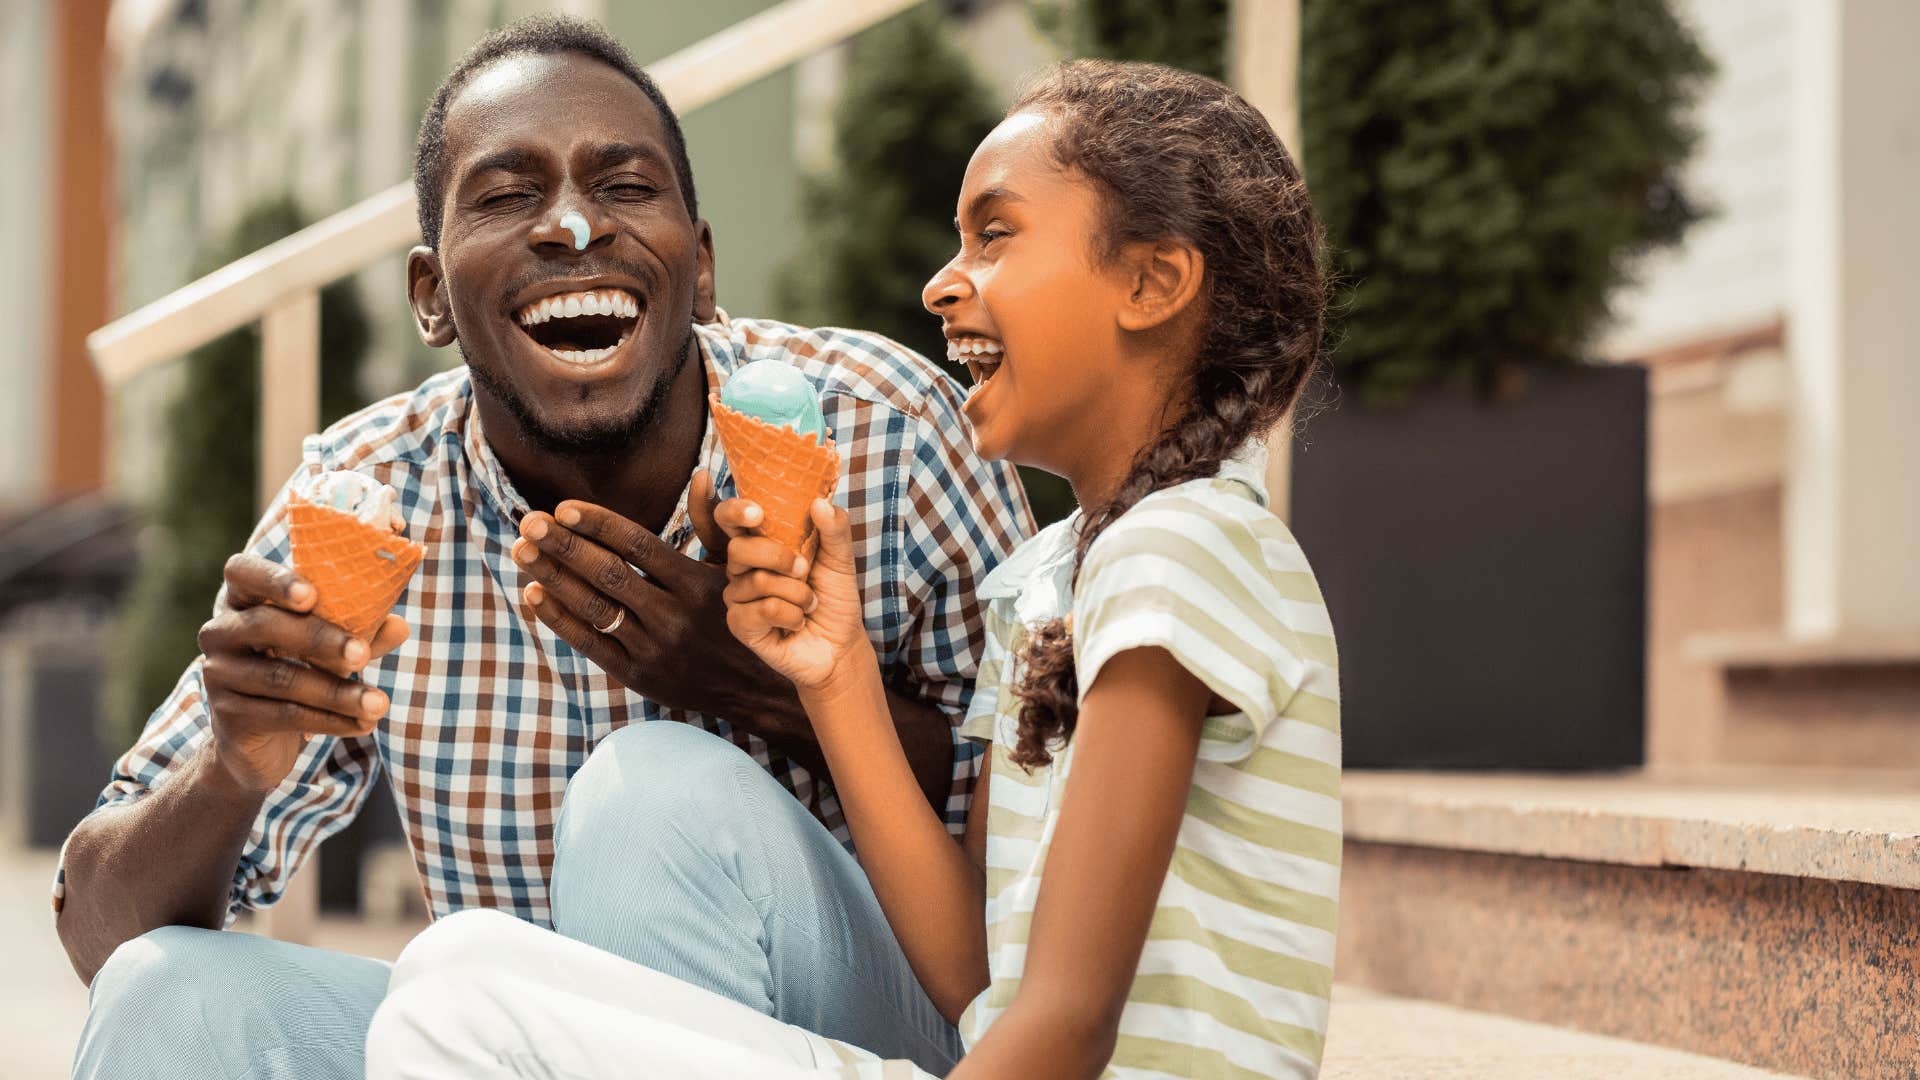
[516,554,627,639]
[687,470,727,563]
[523,581,645,672]
[726,536,807,579]
[711,498,765,540]
[204,654,387,721]
[368,614,411,660]
[214,689,382,739]
[545,502,689,584]
[199,606,369,678]
[222,553,316,613]
[722,569,815,612]
[511,534,662,630]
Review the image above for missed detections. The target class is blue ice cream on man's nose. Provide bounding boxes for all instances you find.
[719,360,827,444]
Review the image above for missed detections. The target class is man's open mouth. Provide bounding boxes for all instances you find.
[514,288,642,365]
[947,336,1003,387]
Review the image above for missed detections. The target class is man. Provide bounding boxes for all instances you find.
[56,15,1030,1078]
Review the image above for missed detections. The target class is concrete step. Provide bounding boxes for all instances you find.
[1322,984,1798,1078]
[1337,768,1920,1079]
[1684,631,1920,768]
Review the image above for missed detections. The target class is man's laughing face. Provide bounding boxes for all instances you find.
[408,51,715,455]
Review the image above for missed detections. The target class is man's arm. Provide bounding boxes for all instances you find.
[59,737,270,984]
[56,556,401,984]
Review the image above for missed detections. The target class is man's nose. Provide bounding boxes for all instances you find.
[922,260,973,315]
[529,204,611,253]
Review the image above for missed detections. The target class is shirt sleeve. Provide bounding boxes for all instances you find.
[1071,496,1323,763]
[53,455,384,923]
[892,372,1034,831]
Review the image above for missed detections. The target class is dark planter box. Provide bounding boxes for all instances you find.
[1288,365,1647,769]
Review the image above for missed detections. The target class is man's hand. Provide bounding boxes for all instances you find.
[198,554,408,793]
[511,471,812,744]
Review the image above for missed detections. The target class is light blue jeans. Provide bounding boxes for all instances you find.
[71,723,962,1078]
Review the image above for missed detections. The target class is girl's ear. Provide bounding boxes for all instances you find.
[406,246,458,348]
[1116,240,1205,334]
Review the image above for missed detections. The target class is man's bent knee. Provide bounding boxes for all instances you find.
[89,926,235,1015]
[560,722,764,841]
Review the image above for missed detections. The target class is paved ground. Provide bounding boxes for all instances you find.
[4,844,1792,1079]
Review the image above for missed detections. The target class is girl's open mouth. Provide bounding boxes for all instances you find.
[513,288,641,365]
[947,335,1003,388]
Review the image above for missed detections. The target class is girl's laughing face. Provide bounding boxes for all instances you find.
[921,111,1138,476]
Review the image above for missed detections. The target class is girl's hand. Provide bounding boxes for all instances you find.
[719,494,871,694]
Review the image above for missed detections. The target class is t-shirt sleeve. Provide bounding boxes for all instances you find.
[1071,496,1327,762]
[53,455,383,924]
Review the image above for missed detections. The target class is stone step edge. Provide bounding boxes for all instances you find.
[1323,984,1799,1079]
[1343,768,1920,890]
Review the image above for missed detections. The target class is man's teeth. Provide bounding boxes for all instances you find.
[946,338,1004,364]
[516,288,640,326]
[549,345,618,365]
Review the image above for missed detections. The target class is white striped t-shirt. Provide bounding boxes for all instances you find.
[956,441,1341,1079]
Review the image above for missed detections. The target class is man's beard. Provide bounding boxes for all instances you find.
[461,324,696,457]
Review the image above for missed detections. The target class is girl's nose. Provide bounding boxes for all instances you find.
[922,260,973,316]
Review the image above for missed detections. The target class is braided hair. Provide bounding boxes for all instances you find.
[1007,61,1328,769]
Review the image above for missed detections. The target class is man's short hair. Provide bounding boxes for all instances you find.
[413,14,699,250]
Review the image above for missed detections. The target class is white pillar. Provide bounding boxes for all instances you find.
[1783,0,1920,638]
[1231,0,1302,516]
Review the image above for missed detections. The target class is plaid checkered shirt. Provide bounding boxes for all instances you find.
[54,315,1034,926]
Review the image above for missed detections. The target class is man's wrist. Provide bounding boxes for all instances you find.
[195,737,280,805]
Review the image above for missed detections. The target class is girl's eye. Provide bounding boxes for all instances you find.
[978,228,1010,246]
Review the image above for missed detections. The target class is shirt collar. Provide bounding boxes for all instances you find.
[973,437,1271,616]
[461,315,731,546]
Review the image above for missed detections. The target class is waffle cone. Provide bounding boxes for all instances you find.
[709,394,840,555]
[287,494,425,639]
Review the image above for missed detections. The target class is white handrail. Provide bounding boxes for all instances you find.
[87,0,922,387]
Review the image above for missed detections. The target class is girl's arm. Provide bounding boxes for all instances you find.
[948,644,1209,1080]
[722,497,992,1021]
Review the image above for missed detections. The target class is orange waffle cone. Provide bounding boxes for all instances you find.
[287,494,426,639]
[709,394,840,555]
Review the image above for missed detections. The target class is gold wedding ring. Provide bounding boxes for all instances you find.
[595,608,626,635]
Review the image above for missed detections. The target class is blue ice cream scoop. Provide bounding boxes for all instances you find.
[719,360,827,443]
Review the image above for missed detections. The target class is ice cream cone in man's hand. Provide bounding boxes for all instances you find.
[287,471,425,639]
[709,360,840,557]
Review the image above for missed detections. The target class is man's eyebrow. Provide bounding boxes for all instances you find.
[462,147,539,183]
[581,142,671,174]
[955,186,1025,230]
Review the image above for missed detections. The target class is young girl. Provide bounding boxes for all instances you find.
[366,60,1336,1080]
[723,60,1339,1078]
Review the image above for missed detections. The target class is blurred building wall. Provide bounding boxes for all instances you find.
[1605,0,1920,763]
[0,1,56,511]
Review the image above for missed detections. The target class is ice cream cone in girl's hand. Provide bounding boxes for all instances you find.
[710,361,840,556]
[287,471,424,639]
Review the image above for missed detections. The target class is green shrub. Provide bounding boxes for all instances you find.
[1031,0,1230,80]
[106,197,371,747]
[1302,0,1712,401]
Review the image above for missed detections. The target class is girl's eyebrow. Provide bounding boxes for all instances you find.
[955,186,1025,230]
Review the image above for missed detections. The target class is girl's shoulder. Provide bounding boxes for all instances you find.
[1084,468,1304,586]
